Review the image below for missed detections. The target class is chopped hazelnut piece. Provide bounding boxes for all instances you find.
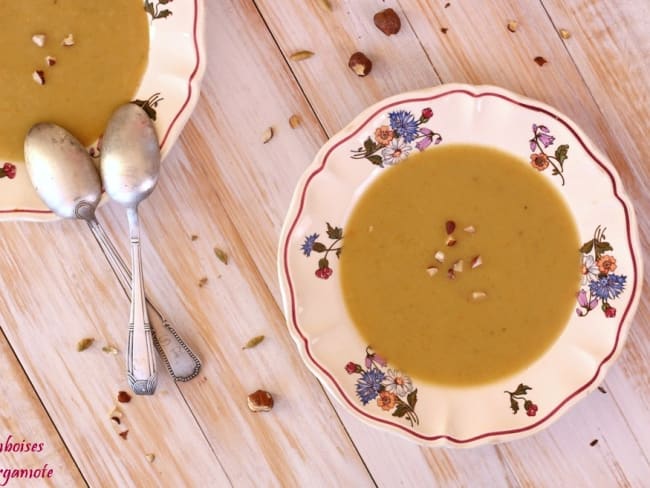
[197,277,208,287]
[32,70,45,85]
[463,225,476,233]
[62,34,75,46]
[109,407,123,424]
[426,265,438,277]
[445,235,457,247]
[559,28,571,39]
[117,391,132,403]
[32,34,46,47]
[247,389,274,412]
[534,56,548,66]
[447,268,456,280]
[471,291,487,301]
[471,255,483,269]
[45,56,56,66]
[145,453,156,463]
[434,250,445,263]
[118,430,129,440]
[452,259,463,272]
[507,20,518,33]
[348,52,372,77]
[445,220,456,234]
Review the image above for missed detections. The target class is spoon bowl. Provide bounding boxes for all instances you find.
[101,104,160,207]
[24,123,101,220]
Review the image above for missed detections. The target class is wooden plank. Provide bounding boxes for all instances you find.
[86,1,376,484]
[0,332,85,487]
[0,221,231,486]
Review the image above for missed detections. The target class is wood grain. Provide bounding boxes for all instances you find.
[0,0,647,486]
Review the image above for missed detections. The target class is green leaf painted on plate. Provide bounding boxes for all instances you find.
[594,241,613,254]
[580,239,594,254]
[555,144,569,168]
[368,155,383,166]
[326,222,343,240]
[363,137,379,155]
[392,404,409,418]
[407,389,417,409]
[312,242,327,253]
[513,383,531,396]
[509,397,519,414]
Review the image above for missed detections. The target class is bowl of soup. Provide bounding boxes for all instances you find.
[277,84,643,446]
[0,0,205,221]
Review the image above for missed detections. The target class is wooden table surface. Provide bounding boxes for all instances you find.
[0,1,648,486]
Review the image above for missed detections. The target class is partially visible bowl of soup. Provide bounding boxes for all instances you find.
[278,84,643,446]
[0,0,205,221]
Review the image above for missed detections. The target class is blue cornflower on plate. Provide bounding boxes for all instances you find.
[388,110,419,143]
[356,368,385,405]
[301,233,319,257]
[589,273,626,301]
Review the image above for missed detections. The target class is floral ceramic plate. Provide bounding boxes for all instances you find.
[0,0,205,221]
[278,84,643,446]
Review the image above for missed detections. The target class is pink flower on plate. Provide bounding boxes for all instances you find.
[365,349,387,369]
[345,362,362,374]
[576,289,598,316]
[415,127,442,151]
[603,302,617,318]
[524,400,538,417]
[1,162,16,179]
[421,107,433,120]
[315,267,333,279]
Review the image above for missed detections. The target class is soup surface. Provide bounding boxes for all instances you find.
[0,0,149,161]
[340,144,581,386]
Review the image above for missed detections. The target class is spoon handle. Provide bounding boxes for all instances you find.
[87,219,201,381]
[125,207,157,395]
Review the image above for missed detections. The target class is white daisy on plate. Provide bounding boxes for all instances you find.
[383,368,414,397]
[581,254,599,285]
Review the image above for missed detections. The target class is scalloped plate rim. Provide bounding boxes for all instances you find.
[277,83,643,446]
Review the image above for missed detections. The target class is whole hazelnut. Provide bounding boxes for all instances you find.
[373,8,401,36]
[348,52,372,77]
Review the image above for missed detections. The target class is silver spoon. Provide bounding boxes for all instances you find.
[100,103,163,395]
[24,123,201,384]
